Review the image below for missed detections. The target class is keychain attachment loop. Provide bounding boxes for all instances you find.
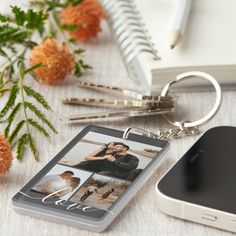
[160,71,222,128]
[122,125,200,140]
[123,127,150,139]
[123,71,221,141]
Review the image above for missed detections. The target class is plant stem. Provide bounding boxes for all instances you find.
[0,48,27,97]
[19,63,30,139]
[50,11,75,52]
[0,48,27,73]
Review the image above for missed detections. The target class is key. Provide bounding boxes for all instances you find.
[77,81,176,101]
[62,107,174,123]
[61,97,175,108]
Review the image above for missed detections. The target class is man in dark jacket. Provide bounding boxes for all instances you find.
[74,142,139,180]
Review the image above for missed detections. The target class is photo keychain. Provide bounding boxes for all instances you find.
[12,71,222,232]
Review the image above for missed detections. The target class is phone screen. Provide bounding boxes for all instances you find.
[158,126,236,214]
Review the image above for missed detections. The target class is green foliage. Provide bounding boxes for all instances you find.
[0,88,10,97]
[33,0,84,9]
[60,24,78,32]
[0,24,31,48]
[0,72,4,85]
[66,0,84,7]
[8,119,26,144]
[16,133,28,160]
[0,14,11,22]
[23,63,42,75]
[25,101,57,133]
[0,63,57,161]
[74,48,86,55]
[0,7,47,54]
[28,133,39,160]
[11,6,48,34]
[28,118,50,138]
[74,61,82,76]
[23,85,51,110]
[1,64,15,83]
[0,71,11,97]
[79,59,92,70]
[68,38,77,44]
[15,132,40,161]
[0,81,19,119]
[0,2,92,161]
[32,1,65,10]
[4,102,22,138]
[74,60,92,77]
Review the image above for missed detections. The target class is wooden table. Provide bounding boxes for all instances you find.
[1,2,236,236]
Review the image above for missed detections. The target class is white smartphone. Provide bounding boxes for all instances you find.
[155,126,236,233]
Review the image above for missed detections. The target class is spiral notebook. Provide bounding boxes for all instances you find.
[100,0,236,90]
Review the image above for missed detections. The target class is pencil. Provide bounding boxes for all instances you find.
[169,0,192,49]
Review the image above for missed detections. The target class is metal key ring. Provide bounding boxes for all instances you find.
[160,71,222,128]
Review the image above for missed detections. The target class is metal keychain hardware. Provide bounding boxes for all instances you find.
[76,81,176,100]
[62,97,174,108]
[62,71,221,129]
[62,107,174,124]
[62,81,177,123]
[123,71,222,140]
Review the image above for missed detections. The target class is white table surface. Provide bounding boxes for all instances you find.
[1,2,236,236]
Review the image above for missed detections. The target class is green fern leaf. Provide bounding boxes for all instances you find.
[8,119,25,144]
[4,102,22,138]
[11,6,48,33]
[0,81,19,119]
[16,133,28,160]
[0,88,10,97]
[65,0,83,7]
[23,85,51,110]
[28,118,50,138]
[28,133,38,160]
[0,14,11,22]
[25,102,57,133]
[23,63,42,75]
[73,48,85,55]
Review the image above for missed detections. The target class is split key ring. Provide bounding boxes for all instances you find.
[160,71,222,129]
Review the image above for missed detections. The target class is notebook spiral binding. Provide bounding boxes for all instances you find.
[100,0,161,83]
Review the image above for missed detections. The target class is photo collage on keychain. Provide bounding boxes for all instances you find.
[30,131,163,211]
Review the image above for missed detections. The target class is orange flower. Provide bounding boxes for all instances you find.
[75,0,106,20]
[30,38,75,84]
[0,133,13,176]
[60,0,106,42]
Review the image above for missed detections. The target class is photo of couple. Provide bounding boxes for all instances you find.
[30,165,91,199]
[73,142,142,181]
[59,132,161,182]
[70,174,130,210]
[30,164,130,210]
[79,184,115,202]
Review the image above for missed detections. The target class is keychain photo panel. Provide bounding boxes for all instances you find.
[59,131,161,180]
[13,125,169,231]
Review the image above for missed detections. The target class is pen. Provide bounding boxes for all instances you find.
[169,0,192,49]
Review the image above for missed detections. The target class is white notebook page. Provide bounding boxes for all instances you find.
[134,0,236,70]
